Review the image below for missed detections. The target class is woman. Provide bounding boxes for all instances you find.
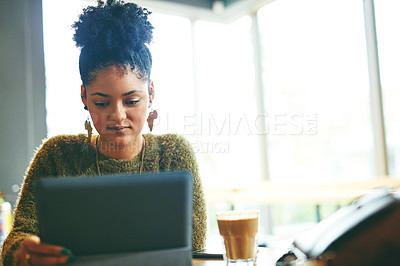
[1,1,207,265]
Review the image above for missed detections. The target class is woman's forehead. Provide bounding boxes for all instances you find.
[86,64,148,85]
[93,65,146,82]
[86,67,148,93]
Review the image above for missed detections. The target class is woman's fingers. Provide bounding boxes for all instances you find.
[24,236,71,256]
[28,253,70,265]
[16,235,74,265]
[15,237,36,266]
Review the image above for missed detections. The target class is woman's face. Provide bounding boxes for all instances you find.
[82,65,154,146]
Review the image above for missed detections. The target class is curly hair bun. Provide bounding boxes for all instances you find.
[72,0,154,85]
[72,0,153,51]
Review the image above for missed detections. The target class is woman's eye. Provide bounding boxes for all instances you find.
[94,102,110,107]
[126,99,140,105]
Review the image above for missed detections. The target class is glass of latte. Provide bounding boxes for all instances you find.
[216,210,259,265]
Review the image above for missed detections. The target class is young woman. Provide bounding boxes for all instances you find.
[1,1,207,265]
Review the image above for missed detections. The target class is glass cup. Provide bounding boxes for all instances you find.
[216,210,259,265]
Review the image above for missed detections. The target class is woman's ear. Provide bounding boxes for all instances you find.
[148,80,155,108]
[81,85,87,107]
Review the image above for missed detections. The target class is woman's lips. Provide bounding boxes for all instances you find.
[107,126,131,134]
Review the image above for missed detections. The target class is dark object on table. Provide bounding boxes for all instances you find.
[277,189,400,266]
[192,249,224,259]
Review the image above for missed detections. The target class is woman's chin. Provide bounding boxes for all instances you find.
[101,133,134,146]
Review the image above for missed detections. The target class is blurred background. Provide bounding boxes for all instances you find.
[1,0,400,248]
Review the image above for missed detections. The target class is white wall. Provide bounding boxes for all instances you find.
[0,0,47,204]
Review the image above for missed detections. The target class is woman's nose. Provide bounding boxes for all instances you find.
[109,102,126,122]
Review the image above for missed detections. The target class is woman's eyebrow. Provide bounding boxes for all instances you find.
[90,90,142,97]
[90,92,111,97]
[122,90,141,96]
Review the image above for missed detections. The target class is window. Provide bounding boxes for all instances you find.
[193,16,264,241]
[257,0,373,236]
[374,0,400,176]
[147,13,195,137]
[258,0,373,183]
[194,17,262,185]
[43,0,91,137]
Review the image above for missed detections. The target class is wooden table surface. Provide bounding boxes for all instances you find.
[192,248,288,266]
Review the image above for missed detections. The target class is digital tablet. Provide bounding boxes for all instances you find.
[34,171,193,256]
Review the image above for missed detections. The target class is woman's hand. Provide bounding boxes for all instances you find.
[15,235,74,265]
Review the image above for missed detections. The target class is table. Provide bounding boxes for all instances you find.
[204,177,400,205]
[192,248,288,266]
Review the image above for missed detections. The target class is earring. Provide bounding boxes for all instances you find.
[147,109,158,132]
[84,118,92,143]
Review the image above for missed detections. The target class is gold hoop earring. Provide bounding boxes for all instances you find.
[147,109,158,132]
[84,117,92,143]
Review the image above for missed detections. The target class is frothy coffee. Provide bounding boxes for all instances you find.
[217,211,259,261]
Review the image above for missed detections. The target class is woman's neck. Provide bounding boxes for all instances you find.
[95,135,143,161]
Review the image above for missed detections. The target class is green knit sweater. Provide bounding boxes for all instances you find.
[1,134,207,265]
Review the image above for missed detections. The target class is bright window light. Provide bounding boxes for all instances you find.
[374,0,400,176]
[258,0,373,183]
[194,16,263,186]
[42,0,91,137]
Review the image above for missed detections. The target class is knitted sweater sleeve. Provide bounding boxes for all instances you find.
[1,138,57,266]
[162,135,207,251]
